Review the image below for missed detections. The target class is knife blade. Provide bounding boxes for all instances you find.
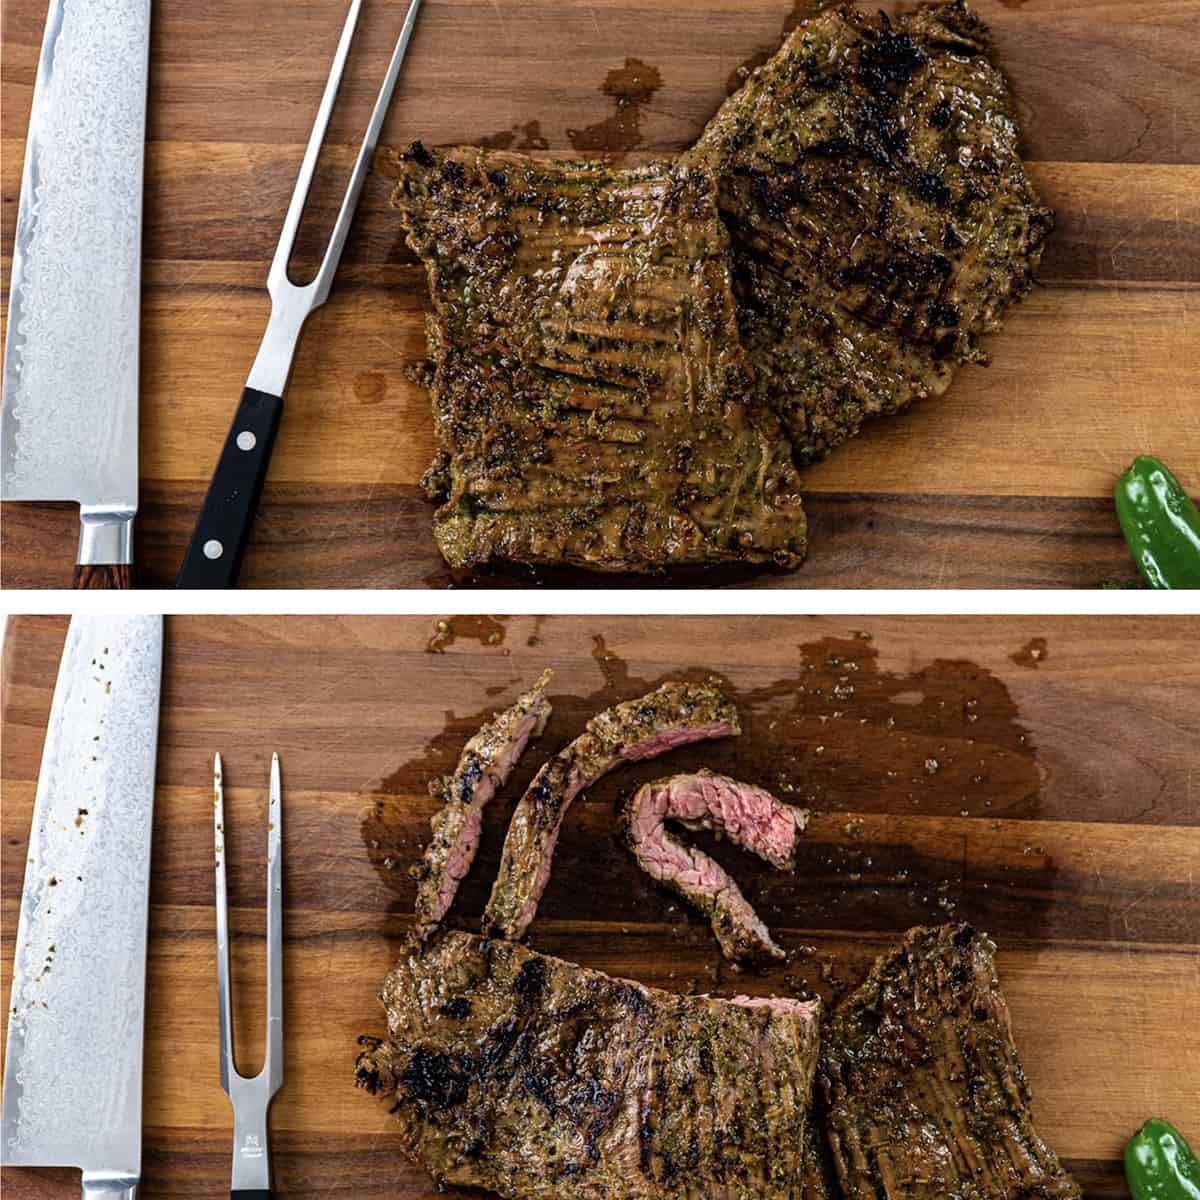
[0,0,151,589]
[1,615,163,1198]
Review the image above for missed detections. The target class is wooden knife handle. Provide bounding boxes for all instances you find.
[176,387,284,589]
[73,563,133,589]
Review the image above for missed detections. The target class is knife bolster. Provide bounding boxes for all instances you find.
[74,507,135,588]
[77,506,134,565]
[81,1169,138,1198]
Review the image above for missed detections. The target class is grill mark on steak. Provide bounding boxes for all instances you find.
[483,682,740,941]
[819,924,1081,1200]
[394,148,807,573]
[690,0,1053,463]
[624,771,810,963]
[358,928,821,1199]
[412,671,553,930]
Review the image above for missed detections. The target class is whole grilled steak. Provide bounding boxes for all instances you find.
[412,671,553,930]
[624,771,809,963]
[357,928,821,1199]
[691,1,1053,462]
[819,924,1080,1200]
[394,147,807,572]
[483,681,740,941]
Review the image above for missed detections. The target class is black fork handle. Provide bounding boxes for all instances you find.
[176,387,283,588]
[231,1192,272,1199]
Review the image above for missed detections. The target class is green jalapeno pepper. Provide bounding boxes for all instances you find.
[1125,1118,1200,1200]
[1114,457,1200,589]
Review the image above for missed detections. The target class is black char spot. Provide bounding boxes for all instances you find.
[400,1047,470,1109]
[407,140,435,167]
[928,99,954,129]
[914,171,953,208]
[513,958,547,1004]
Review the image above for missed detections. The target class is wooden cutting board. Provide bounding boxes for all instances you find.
[2,614,1197,1197]
[2,0,1198,588]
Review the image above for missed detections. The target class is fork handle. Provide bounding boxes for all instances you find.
[231,1192,272,1198]
[176,387,284,588]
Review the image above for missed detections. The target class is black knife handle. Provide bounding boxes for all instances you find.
[176,387,283,588]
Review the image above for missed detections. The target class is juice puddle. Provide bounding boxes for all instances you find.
[363,627,1058,1003]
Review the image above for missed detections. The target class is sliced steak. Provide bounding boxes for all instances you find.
[393,147,807,573]
[412,671,553,930]
[624,771,809,963]
[483,681,740,940]
[357,928,821,1199]
[819,923,1081,1200]
[691,1,1053,462]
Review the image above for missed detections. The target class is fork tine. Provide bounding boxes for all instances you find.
[267,0,364,294]
[312,0,423,302]
[265,752,284,1095]
[214,752,235,1096]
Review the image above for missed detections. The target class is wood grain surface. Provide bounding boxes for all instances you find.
[2,0,1198,587]
[2,614,1198,1197]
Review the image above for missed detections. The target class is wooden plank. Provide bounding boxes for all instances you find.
[3,1,1196,163]
[110,284,1200,494]
[2,615,1198,1196]
[2,0,1198,587]
[8,145,1199,283]
[0,487,1155,589]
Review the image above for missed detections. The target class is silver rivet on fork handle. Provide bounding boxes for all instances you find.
[215,752,284,1198]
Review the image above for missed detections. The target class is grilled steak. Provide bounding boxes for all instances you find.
[394,147,808,572]
[357,928,821,1199]
[624,771,809,963]
[483,681,740,941]
[800,1109,837,1200]
[819,924,1081,1200]
[412,671,553,930]
[691,1,1053,462]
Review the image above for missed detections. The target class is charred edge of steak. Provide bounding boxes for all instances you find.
[412,670,554,931]
[691,1,1054,464]
[361,928,822,1199]
[624,771,810,964]
[392,146,809,575]
[819,923,1081,1200]
[482,682,741,943]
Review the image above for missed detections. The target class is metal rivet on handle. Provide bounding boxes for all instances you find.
[236,430,257,452]
[203,540,224,560]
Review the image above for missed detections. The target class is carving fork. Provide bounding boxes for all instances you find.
[177,0,424,587]
[214,753,283,1199]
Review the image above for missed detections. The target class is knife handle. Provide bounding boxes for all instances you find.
[176,387,283,588]
[73,563,134,589]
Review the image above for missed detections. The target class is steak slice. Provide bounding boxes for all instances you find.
[623,771,809,963]
[819,924,1081,1200]
[412,671,553,930]
[483,681,740,941]
[691,1,1053,462]
[394,147,807,572]
[357,928,821,1199]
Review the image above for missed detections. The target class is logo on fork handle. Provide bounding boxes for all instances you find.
[241,1133,264,1158]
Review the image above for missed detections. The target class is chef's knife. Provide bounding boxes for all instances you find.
[1,0,151,589]
[1,615,163,1197]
